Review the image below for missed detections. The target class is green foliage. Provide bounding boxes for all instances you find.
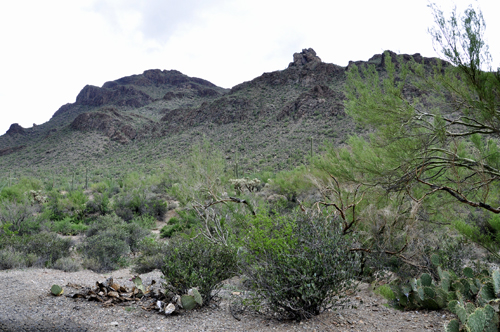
[85,192,110,216]
[160,211,199,238]
[270,165,312,200]
[79,214,150,271]
[79,229,130,272]
[164,141,227,206]
[337,4,500,269]
[113,189,166,222]
[161,235,237,305]
[0,232,72,268]
[51,217,88,235]
[375,284,396,301]
[43,189,88,222]
[131,214,156,229]
[52,257,82,272]
[132,236,169,274]
[239,211,360,320]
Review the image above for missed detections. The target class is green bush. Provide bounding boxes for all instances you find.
[161,235,238,304]
[0,200,42,236]
[133,237,169,274]
[52,257,82,272]
[51,217,88,235]
[160,211,199,238]
[239,211,360,320]
[0,248,37,269]
[85,192,110,216]
[79,229,130,272]
[113,190,166,221]
[43,189,88,221]
[0,232,72,268]
[131,214,156,229]
[80,213,150,271]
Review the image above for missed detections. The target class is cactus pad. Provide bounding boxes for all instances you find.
[181,295,196,310]
[420,273,432,287]
[444,319,459,332]
[51,284,63,296]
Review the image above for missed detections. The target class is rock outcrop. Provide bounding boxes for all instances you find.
[288,48,322,69]
[70,107,140,144]
[6,123,25,136]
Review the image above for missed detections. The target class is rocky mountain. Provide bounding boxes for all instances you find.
[0,49,441,177]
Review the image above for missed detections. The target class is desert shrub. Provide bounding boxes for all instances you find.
[271,166,312,200]
[0,248,37,269]
[85,213,123,237]
[80,213,150,271]
[113,189,166,221]
[161,235,238,304]
[239,211,360,320]
[51,217,88,235]
[0,178,43,203]
[43,189,88,221]
[79,229,130,272]
[0,232,72,268]
[52,257,82,272]
[121,222,151,252]
[133,237,169,274]
[90,181,109,194]
[85,192,110,216]
[160,211,199,238]
[0,187,24,202]
[0,200,42,235]
[131,214,156,229]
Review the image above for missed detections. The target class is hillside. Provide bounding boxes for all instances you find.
[0,48,439,180]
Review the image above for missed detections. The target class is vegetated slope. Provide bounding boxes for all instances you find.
[0,49,440,178]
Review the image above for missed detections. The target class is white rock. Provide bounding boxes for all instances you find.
[109,321,119,326]
[157,300,164,311]
[165,303,176,315]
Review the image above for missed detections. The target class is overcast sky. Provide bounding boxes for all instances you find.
[1,0,499,136]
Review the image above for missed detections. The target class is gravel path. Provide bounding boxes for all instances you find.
[0,268,454,331]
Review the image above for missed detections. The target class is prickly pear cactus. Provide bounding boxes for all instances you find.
[191,288,203,306]
[51,284,63,296]
[181,295,197,310]
[444,319,459,332]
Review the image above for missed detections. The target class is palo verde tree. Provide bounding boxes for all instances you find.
[329,4,500,258]
[337,3,499,213]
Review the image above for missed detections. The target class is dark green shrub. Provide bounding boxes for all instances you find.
[85,213,123,237]
[0,232,72,268]
[0,200,42,236]
[133,237,169,274]
[0,187,24,202]
[239,212,360,320]
[121,222,151,252]
[131,214,156,229]
[85,192,110,216]
[79,229,130,272]
[161,235,238,304]
[51,217,88,235]
[160,211,199,238]
[114,190,166,221]
[80,213,150,271]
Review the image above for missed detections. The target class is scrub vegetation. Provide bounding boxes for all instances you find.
[0,3,499,329]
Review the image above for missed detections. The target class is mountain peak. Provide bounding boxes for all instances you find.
[288,48,321,68]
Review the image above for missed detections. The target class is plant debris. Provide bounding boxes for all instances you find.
[65,276,202,315]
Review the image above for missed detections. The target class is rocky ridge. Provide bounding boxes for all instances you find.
[0,49,443,169]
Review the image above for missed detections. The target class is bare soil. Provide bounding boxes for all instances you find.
[0,268,454,332]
